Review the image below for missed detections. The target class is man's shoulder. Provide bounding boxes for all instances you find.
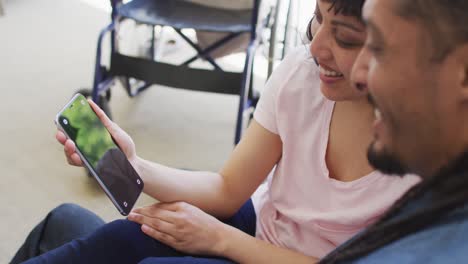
[355,205,468,263]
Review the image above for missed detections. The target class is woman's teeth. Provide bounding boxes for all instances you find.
[374,108,382,121]
[319,66,344,77]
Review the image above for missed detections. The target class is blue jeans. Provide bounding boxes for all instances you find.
[11,203,106,264]
[13,200,256,264]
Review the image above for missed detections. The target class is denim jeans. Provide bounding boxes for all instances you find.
[11,203,106,264]
[12,200,256,264]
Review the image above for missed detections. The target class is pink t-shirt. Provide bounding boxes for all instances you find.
[252,46,420,258]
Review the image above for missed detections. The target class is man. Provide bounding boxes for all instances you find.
[319,0,468,263]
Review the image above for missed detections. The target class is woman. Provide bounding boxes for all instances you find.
[12,0,419,263]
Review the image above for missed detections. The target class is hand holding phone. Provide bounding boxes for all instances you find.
[57,99,137,167]
[55,94,144,216]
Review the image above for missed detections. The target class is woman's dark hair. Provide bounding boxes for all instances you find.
[306,0,366,41]
[320,151,468,263]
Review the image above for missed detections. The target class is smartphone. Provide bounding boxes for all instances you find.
[55,93,144,216]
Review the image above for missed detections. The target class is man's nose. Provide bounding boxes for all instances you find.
[355,82,368,92]
[351,49,370,93]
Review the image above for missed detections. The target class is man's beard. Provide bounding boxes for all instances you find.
[367,141,409,176]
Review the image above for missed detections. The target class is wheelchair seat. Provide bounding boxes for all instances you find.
[117,0,254,33]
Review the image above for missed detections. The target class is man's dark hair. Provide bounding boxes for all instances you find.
[307,0,366,41]
[396,0,468,61]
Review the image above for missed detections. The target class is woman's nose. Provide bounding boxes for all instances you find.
[309,25,333,63]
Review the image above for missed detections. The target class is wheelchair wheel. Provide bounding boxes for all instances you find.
[75,88,113,120]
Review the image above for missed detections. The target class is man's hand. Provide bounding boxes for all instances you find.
[55,99,138,166]
[128,202,229,256]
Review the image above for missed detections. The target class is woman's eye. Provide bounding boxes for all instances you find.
[332,28,363,49]
[336,39,362,48]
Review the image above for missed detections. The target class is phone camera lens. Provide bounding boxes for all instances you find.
[63,119,68,125]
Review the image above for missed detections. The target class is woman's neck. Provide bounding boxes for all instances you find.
[326,98,376,182]
[337,97,375,122]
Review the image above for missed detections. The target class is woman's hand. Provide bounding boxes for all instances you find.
[56,99,138,166]
[128,202,228,256]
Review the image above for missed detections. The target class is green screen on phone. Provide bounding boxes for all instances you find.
[57,94,143,215]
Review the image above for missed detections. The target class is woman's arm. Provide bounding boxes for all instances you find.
[132,120,282,218]
[58,101,282,218]
[129,201,318,264]
[221,224,318,264]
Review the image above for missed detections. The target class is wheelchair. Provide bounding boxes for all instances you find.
[80,0,293,144]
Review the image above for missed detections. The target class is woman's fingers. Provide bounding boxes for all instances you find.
[57,130,82,166]
[141,224,179,246]
[87,99,124,142]
[132,205,180,224]
[56,130,67,145]
[63,140,83,166]
[128,213,180,240]
[70,153,83,166]
[154,201,188,212]
[88,99,113,130]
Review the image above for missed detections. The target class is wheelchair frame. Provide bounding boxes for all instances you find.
[87,0,290,144]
